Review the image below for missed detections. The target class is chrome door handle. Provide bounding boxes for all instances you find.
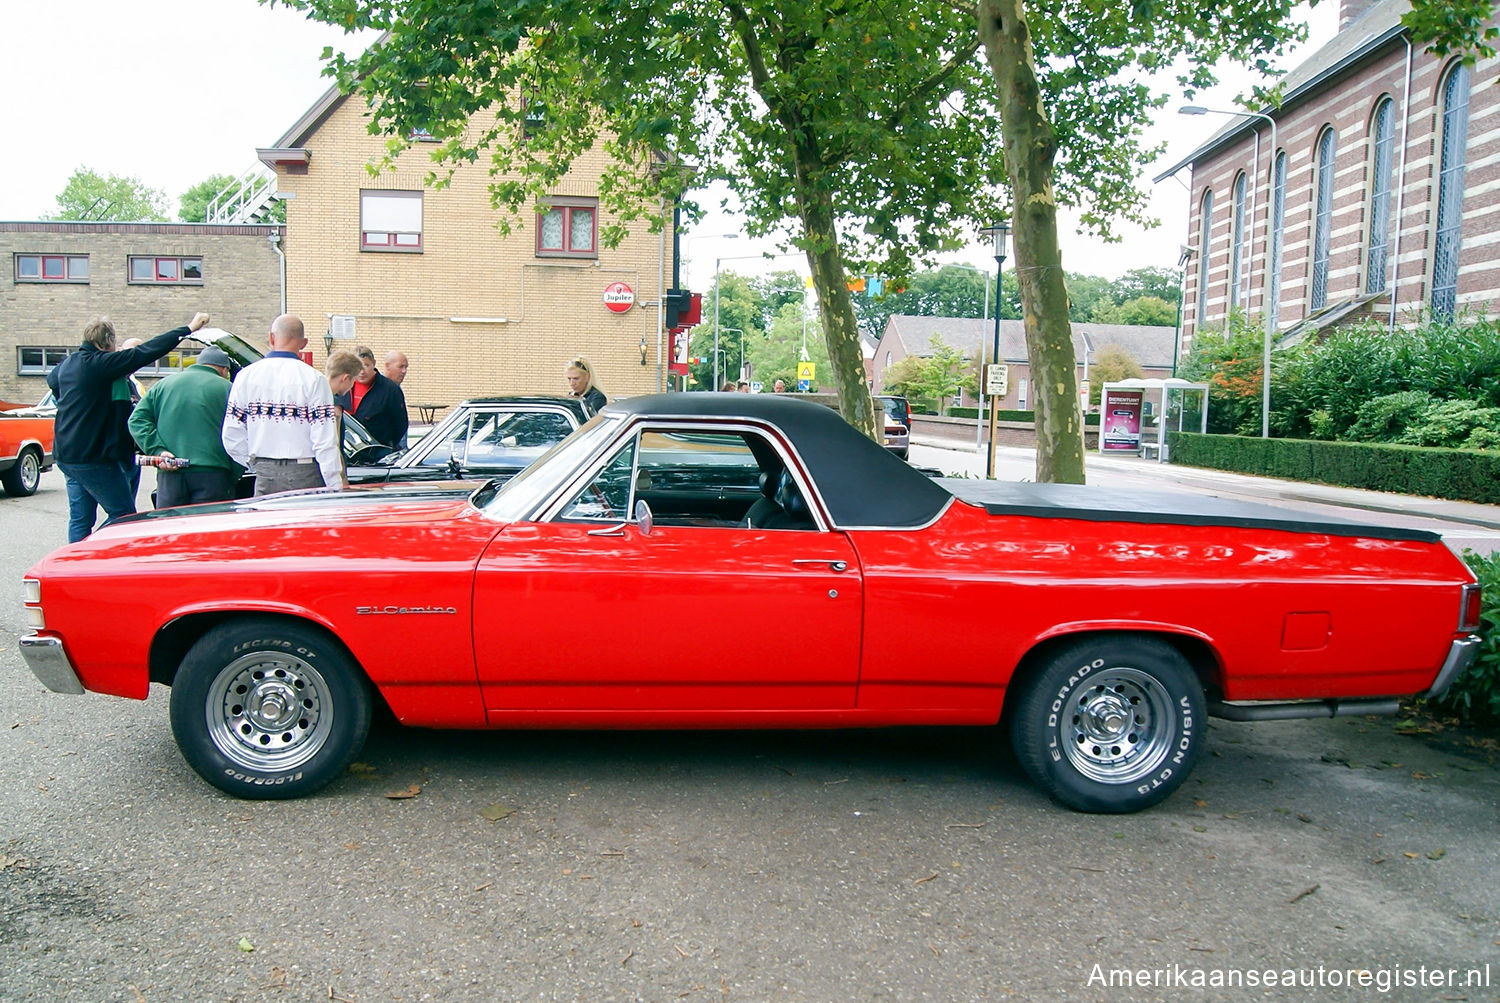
[793,559,847,572]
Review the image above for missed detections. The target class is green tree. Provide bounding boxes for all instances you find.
[1094,296,1178,327]
[47,167,168,221]
[1088,344,1145,406]
[687,271,767,389]
[277,0,1015,445]
[1111,267,1182,305]
[276,0,1493,480]
[882,336,969,413]
[178,173,239,222]
[751,299,832,391]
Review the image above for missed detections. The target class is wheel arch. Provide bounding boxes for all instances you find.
[1002,628,1224,726]
[149,611,391,713]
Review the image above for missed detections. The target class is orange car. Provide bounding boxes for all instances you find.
[0,411,54,496]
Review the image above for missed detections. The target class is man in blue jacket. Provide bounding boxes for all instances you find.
[48,312,210,542]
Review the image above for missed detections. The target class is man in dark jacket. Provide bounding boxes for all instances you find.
[48,312,209,541]
[333,345,407,447]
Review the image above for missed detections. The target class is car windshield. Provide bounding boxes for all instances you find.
[481,414,623,521]
[881,397,909,424]
[417,409,576,470]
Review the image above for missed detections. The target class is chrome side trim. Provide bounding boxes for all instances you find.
[1209,698,1401,721]
[1426,635,1481,698]
[18,634,84,695]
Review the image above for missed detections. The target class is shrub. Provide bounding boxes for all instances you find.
[1424,550,1500,726]
[1398,398,1500,449]
[1345,391,1437,443]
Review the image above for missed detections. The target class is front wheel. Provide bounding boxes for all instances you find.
[2,448,41,496]
[1010,635,1204,813]
[169,619,372,799]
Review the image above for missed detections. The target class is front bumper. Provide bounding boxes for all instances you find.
[18,633,84,695]
[1426,634,1481,698]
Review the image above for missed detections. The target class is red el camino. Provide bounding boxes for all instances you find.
[18,394,1482,812]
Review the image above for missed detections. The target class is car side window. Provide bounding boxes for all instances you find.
[556,437,637,521]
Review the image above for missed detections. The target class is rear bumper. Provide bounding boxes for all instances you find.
[18,633,84,694]
[1426,635,1481,698]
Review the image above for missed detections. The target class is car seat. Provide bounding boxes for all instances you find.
[742,469,782,528]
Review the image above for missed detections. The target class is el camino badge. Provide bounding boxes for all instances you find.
[356,605,458,615]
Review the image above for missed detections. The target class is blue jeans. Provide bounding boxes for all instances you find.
[58,461,137,543]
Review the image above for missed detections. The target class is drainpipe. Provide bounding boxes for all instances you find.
[268,230,286,316]
[1389,36,1414,333]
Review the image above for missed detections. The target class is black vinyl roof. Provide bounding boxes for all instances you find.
[602,393,953,528]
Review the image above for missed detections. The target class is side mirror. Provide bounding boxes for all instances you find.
[447,456,463,477]
[634,498,653,536]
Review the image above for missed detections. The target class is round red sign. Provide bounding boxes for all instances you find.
[603,281,635,313]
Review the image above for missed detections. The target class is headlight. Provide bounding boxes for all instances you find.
[23,578,40,604]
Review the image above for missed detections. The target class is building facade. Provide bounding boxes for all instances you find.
[872,315,1175,410]
[1160,0,1500,354]
[1,221,282,405]
[257,85,667,410]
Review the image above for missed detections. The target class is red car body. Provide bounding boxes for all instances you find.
[19,393,1481,812]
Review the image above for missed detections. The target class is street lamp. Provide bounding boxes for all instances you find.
[711,248,803,391]
[979,222,1010,479]
[1180,104,1277,438]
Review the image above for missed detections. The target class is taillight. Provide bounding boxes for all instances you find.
[1460,583,1482,632]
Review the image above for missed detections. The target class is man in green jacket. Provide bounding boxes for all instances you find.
[128,347,244,507]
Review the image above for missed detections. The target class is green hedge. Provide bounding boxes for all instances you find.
[1165,432,1500,504]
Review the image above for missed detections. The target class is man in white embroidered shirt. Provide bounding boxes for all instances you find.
[222,315,348,496]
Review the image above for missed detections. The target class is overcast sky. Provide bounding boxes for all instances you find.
[3,0,1338,287]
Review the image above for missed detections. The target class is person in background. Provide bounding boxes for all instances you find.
[565,357,607,416]
[773,379,786,393]
[384,350,408,385]
[720,380,736,392]
[128,347,243,507]
[48,312,210,542]
[326,350,363,402]
[384,351,411,447]
[737,380,750,392]
[223,315,347,496]
[334,345,407,448]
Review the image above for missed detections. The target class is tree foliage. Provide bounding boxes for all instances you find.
[178,174,240,223]
[882,336,970,413]
[47,167,169,222]
[1088,345,1145,405]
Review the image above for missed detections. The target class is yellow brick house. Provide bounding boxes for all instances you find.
[256,83,667,413]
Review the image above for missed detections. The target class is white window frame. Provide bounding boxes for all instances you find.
[361,190,424,253]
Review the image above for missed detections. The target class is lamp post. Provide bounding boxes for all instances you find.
[1179,104,1277,438]
[719,328,743,387]
[1171,243,1196,378]
[979,222,1010,479]
[711,249,805,390]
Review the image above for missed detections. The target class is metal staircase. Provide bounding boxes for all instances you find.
[206,167,280,224]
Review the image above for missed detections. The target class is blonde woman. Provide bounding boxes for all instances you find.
[565,357,607,416]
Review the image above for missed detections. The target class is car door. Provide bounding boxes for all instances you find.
[472,424,863,717]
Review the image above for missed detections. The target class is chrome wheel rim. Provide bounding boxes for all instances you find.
[1061,667,1175,784]
[20,453,38,492]
[205,651,333,773]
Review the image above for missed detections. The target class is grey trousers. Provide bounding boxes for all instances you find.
[252,459,326,496]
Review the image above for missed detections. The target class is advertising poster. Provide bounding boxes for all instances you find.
[1101,389,1144,452]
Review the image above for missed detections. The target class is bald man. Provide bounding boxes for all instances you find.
[384,350,408,384]
[222,315,346,495]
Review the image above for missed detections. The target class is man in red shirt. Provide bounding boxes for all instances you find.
[333,345,407,447]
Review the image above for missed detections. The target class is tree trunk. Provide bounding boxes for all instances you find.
[803,197,878,440]
[977,0,1086,484]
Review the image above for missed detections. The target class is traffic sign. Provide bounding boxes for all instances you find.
[986,364,1009,397]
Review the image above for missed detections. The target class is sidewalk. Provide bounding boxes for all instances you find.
[911,434,1500,532]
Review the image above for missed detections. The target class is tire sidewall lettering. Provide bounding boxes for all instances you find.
[1046,658,1103,729]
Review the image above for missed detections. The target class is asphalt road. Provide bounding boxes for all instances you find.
[3,467,1498,1002]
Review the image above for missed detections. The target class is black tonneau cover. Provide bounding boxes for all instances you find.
[939,479,1441,543]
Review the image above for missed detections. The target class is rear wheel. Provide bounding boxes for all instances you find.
[1011,635,1204,813]
[1,448,41,496]
[169,619,372,799]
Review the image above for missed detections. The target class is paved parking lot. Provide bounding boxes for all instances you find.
[3,465,1498,1001]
